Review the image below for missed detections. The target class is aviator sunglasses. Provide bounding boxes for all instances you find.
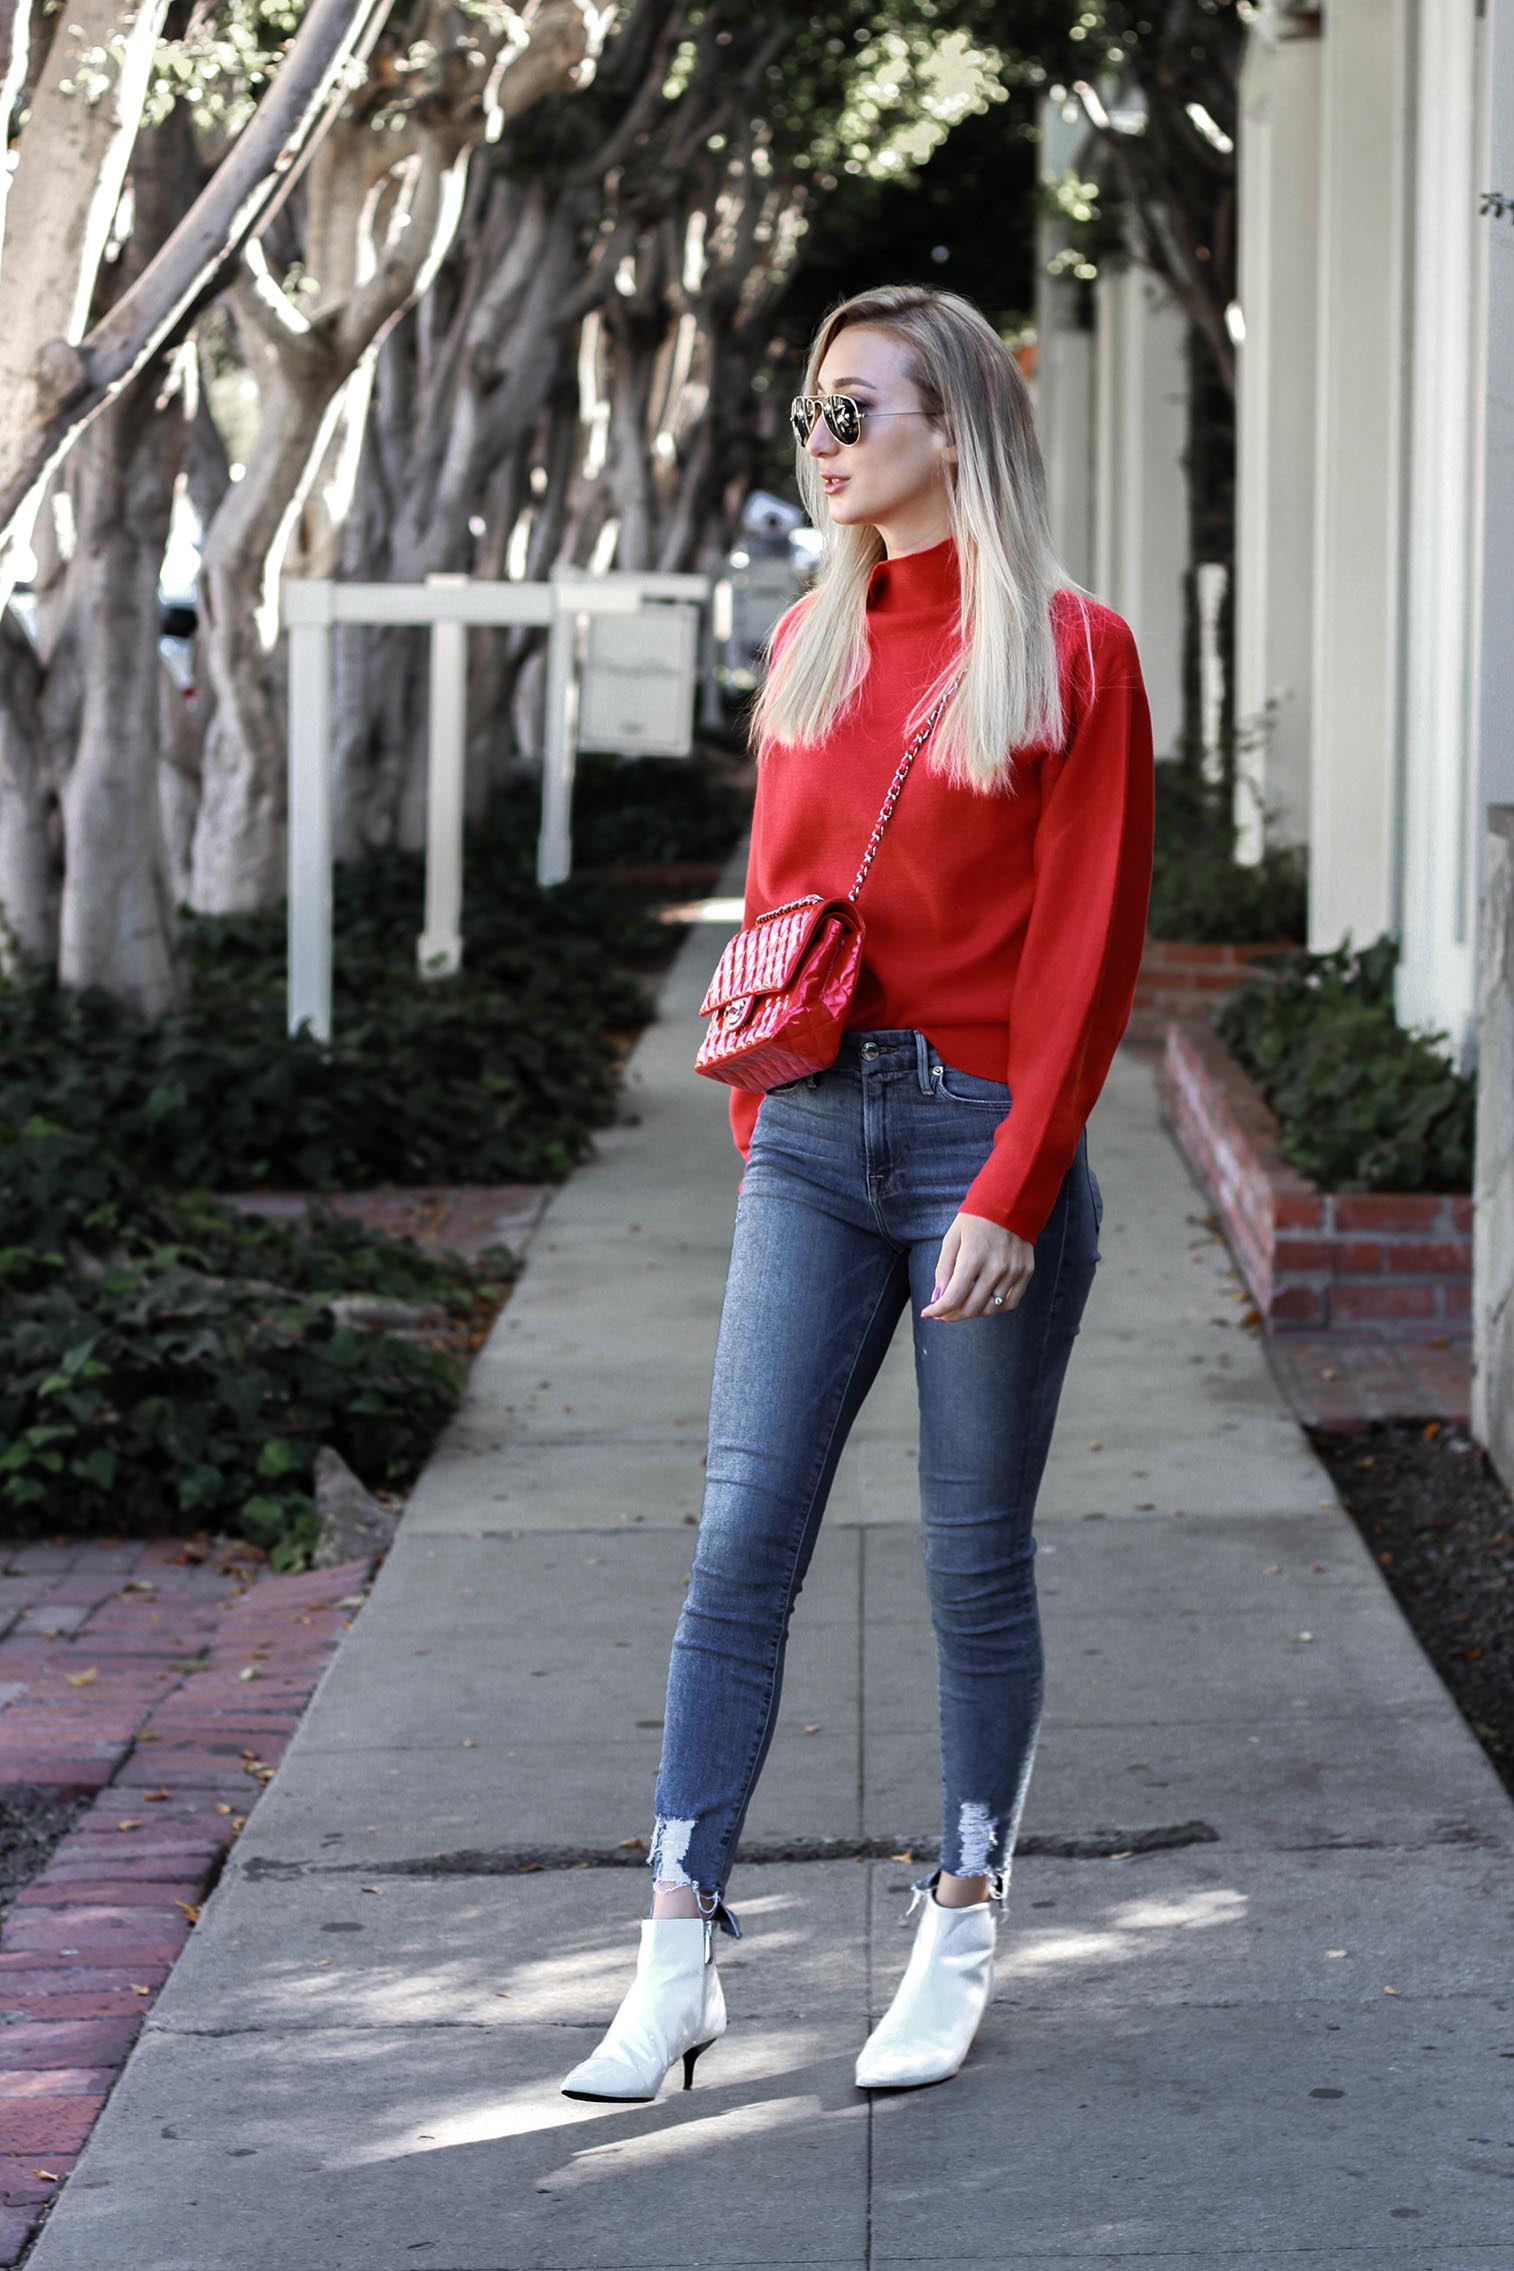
[789,393,935,448]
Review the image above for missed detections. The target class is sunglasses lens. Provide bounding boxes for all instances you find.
[825,396,860,445]
[790,399,816,444]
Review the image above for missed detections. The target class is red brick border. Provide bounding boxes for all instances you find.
[1161,1018,1472,1336]
[1129,937,1294,1046]
[0,1544,373,2264]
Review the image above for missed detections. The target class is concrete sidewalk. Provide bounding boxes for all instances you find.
[28,864,1514,2270]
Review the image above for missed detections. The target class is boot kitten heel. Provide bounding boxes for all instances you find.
[561,1915,727,2102]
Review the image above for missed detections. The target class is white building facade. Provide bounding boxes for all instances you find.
[1034,0,1514,1071]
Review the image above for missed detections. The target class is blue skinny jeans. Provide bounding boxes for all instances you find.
[649,1028,1103,1937]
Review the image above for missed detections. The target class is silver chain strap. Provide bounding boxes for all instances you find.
[847,677,963,905]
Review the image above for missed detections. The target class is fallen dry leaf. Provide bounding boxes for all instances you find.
[130,1986,151,1997]
[175,1901,201,1925]
[143,1787,171,1801]
[116,1819,143,1832]
[64,1667,99,1688]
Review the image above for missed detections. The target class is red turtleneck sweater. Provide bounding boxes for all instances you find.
[728,535,1154,1244]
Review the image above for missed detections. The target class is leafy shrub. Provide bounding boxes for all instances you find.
[1212,935,1475,1192]
[0,756,745,1563]
[0,755,746,1193]
[0,1258,459,1566]
[507,748,750,869]
[1148,764,1307,944]
[0,1115,513,1564]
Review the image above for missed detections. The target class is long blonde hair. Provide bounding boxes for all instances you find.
[750,284,1090,792]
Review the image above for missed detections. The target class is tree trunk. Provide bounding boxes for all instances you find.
[0,0,173,542]
[329,174,593,852]
[0,611,57,973]
[0,0,397,594]
[190,332,353,910]
[186,1,607,911]
[58,346,190,1015]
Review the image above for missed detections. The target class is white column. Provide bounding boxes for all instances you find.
[1474,5,1514,860]
[1307,0,1408,958]
[285,581,334,1045]
[418,573,468,980]
[1234,11,1322,860]
[1037,311,1095,592]
[1090,261,1188,759]
[1033,95,1097,589]
[1473,812,1514,1482]
[538,604,581,890]
[1396,0,1500,1056]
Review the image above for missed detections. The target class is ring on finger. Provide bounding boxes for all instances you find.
[990,1290,1007,1308]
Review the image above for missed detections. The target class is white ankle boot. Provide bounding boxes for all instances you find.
[854,1879,998,2090]
[562,1915,726,2101]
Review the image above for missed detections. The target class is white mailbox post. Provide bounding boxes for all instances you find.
[282,569,707,1042]
[577,604,701,756]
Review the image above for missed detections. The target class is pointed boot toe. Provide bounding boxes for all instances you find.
[562,1915,726,2102]
[855,1889,997,2091]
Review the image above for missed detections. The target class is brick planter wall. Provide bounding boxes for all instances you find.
[1162,1018,1472,1336]
[1128,938,1295,1046]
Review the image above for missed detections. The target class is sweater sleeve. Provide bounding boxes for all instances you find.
[958,616,1154,1243]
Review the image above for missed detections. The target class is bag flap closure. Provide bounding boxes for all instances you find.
[699,897,854,1019]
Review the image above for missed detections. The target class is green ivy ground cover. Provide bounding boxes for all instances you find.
[1148,765,1307,945]
[1212,935,1476,1194]
[0,754,749,1566]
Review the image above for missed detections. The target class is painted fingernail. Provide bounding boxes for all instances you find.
[931,1284,943,1301]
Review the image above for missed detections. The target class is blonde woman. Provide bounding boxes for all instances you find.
[564,284,1154,2101]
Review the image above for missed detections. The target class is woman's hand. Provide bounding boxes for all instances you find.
[921,1211,1034,1321]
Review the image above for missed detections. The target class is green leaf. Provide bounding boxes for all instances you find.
[256,1437,307,1479]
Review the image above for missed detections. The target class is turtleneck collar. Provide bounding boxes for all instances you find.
[866,532,959,616]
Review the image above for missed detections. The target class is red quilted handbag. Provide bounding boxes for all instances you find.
[695,679,960,1090]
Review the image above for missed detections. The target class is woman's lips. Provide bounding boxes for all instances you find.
[821,475,849,494]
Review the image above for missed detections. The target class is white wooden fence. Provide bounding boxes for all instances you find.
[282,570,708,1042]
